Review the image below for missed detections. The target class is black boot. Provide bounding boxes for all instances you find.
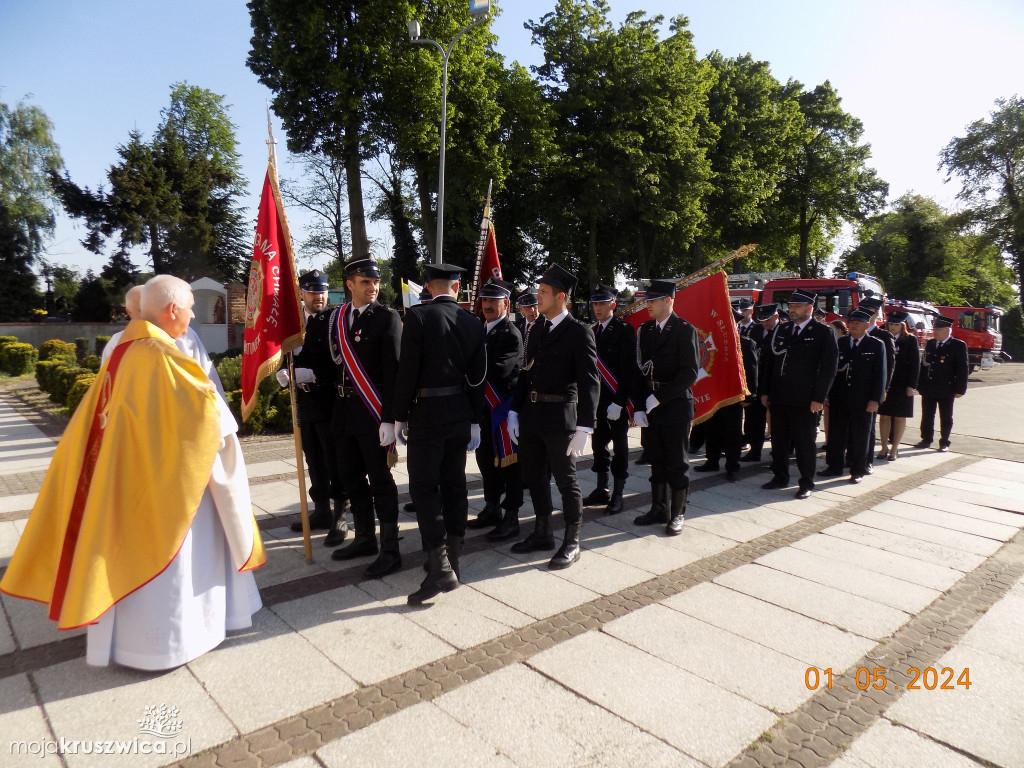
[510,513,557,552]
[694,461,720,473]
[740,450,762,463]
[466,501,503,530]
[583,472,610,505]
[323,500,350,547]
[331,507,378,561]
[364,523,402,578]
[291,505,332,533]
[549,523,581,569]
[666,487,688,536]
[488,507,520,540]
[447,535,464,581]
[634,483,669,526]
[407,545,459,604]
[605,477,626,515]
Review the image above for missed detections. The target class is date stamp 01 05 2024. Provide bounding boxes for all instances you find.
[805,667,971,692]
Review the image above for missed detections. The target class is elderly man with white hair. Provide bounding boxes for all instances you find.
[1,274,265,670]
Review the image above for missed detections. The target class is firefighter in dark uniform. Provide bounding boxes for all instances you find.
[631,279,700,534]
[514,289,541,365]
[467,277,524,540]
[759,290,838,499]
[915,315,969,452]
[508,263,599,570]
[820,307,886,483]
[393,263,486,604]
[328,256,404,578]
[741,303,781,463]
[859,296,896,469]
[584,284,640,514]
[278,270,350,546]
[698,309,759,480]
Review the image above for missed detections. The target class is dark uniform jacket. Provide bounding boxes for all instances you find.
[754,320,782,396]
[289,309,335,422]
[480,315,522,427]
[739,334,759,404]
[760,318,839,407]
[637,313,701,424]
[889,334,921,394]
[393,294,486,429]
[739,320,765,346]
[328,300,402,435]
[917,337,969,398]
[514,312,599,433]
[828,334,886,411]
[869,325,897,390]
[593,316,641,410]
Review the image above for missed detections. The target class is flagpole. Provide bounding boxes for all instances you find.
[268,101,314,564]
[469,179,493,308]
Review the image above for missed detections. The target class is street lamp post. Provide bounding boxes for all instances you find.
[408,0,491,264]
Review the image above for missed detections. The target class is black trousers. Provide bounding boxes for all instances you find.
[409,420,471,549]
[519,429,582,526]
[743,399,768,455]
[643,417,691,490]
[300,418,345,511]
[825,407,873,477]
[920,396,955,447]
[591,410,630,479]
[476,424,524,511]
[769,404,818,490]
[705,403,743,472]
[335,431,398,525]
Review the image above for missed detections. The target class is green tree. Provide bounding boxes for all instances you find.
[775,82,888,277]
[0,98,64,320]
[73,270,113,322]
[51,83,249,281]
[940,95,1024,306]
[280,151,350,267]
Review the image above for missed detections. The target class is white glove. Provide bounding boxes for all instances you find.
[632,411,649,428]
[645,394,660,412]
[379,422,396,447]
[394,421,409,445]
[507,411,519,444]
[294,368,316,384]
[606,403,623,421]
[566,428,589,457]
[468,424,481,452]
[275,369,290,387]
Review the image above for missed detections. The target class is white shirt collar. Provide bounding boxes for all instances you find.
[794,318,812,333]
[599,317,612,331]
[657,315,671,331]
[486,316,505,333]
[547,308,570,329]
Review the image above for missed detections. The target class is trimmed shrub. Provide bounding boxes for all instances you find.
[216,355,242,392]
[211,347,242,367]
[35,360,63,393]
[0,335,18,346]
[94,335,111,358]
[39,339,76,362]
[74,337,90,363]
[268,388,293,433]
[66,373,97,415]
[50,364,91,405]
[1,343,38,375]
[83,355,101,373]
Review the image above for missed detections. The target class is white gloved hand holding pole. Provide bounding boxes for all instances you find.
[632,411,649,428]
[275,369,290,387]
[293,368,316,385]
[379,422,396,447]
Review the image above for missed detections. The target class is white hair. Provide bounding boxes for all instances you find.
[124,285,144,318]
[140,275,193,321]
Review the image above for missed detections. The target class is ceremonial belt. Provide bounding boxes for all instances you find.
[297,382,320,393]
[336,385,359,397]
[647,378,664,391]
[333,303,397,461]
[415,385,464,399]
[50,338,136,622]
[596,353,636,419]
[528,391,577,403]
[484,380,516,467]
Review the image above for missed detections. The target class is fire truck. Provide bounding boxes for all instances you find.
[934,305,1008,372]
[726,271,798,307]
[758,272,885,321]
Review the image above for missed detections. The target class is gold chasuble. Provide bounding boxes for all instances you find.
[1,320,266,629]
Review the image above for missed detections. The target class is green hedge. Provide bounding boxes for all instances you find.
[35,360,63,393]
[83,355,101,373]
[0,335,18,346]
[74,337,90,363]
[268,388,293,432]
[94,335,111,358]
[1,343,38,375]
[66,373,97,415]
[38,339,76,362]
[50,364,91,405]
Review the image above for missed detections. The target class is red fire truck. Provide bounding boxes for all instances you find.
[726,271,798,308]
[759,272,885,322]
[934,305,1008,372]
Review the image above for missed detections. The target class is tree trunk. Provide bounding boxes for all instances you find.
[637,231,649,281]
[587,210,598,288]
[344,136,369,259]
[798,204,810,278]
[413,154,436,263]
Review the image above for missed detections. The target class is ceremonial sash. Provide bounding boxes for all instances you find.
[49,339,135,622]
[335,304,398,462]
[595,354,636,420]
[483,381,517,467]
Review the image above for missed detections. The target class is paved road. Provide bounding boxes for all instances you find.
[1,366,1023,768]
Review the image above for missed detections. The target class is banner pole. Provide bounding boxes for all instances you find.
[286,352,313,563]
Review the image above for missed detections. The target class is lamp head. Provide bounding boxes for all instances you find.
[407,20,421,40]
[468,0,490,18]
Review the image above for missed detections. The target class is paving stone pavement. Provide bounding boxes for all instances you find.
[3,390,1024,768]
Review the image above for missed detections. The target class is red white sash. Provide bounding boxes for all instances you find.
[596,354,635,419]
[335,304,397,455]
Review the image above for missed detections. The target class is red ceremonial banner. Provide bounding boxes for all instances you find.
[472,220,502,318]
[622,271,747,425]
[241,164,304,421]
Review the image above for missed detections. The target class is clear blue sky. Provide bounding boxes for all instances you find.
[3,0,1023,278]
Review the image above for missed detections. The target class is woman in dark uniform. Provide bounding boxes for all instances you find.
[877,310,920,461]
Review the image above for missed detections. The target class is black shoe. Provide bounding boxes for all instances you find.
[323,518,349,547]
[939,444,950,452]
[466,502,503,530]
[726,470,738,482]
[634,483,669,525]
[511,515,556,553]
[740,452,762,463]
[548,524,581,569]
[666,488,687,536]
[605,478,626,515]
[408,546,459,605]
[876,450,890,461]
[364,523,401,578]
[849,475,863,484]
[331,535,378,561]
[635,452,650,465]
[818,467,844,478]
[488,508,521,540]
[913,440,932,449]
[694,462,720,473]
[761,478,788,490]
[864,464,874,475]
[795,488,811,500]
[403,501,416,513]
[291,509,333,533]
[446,535,464,581]
[583,472,610,505]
